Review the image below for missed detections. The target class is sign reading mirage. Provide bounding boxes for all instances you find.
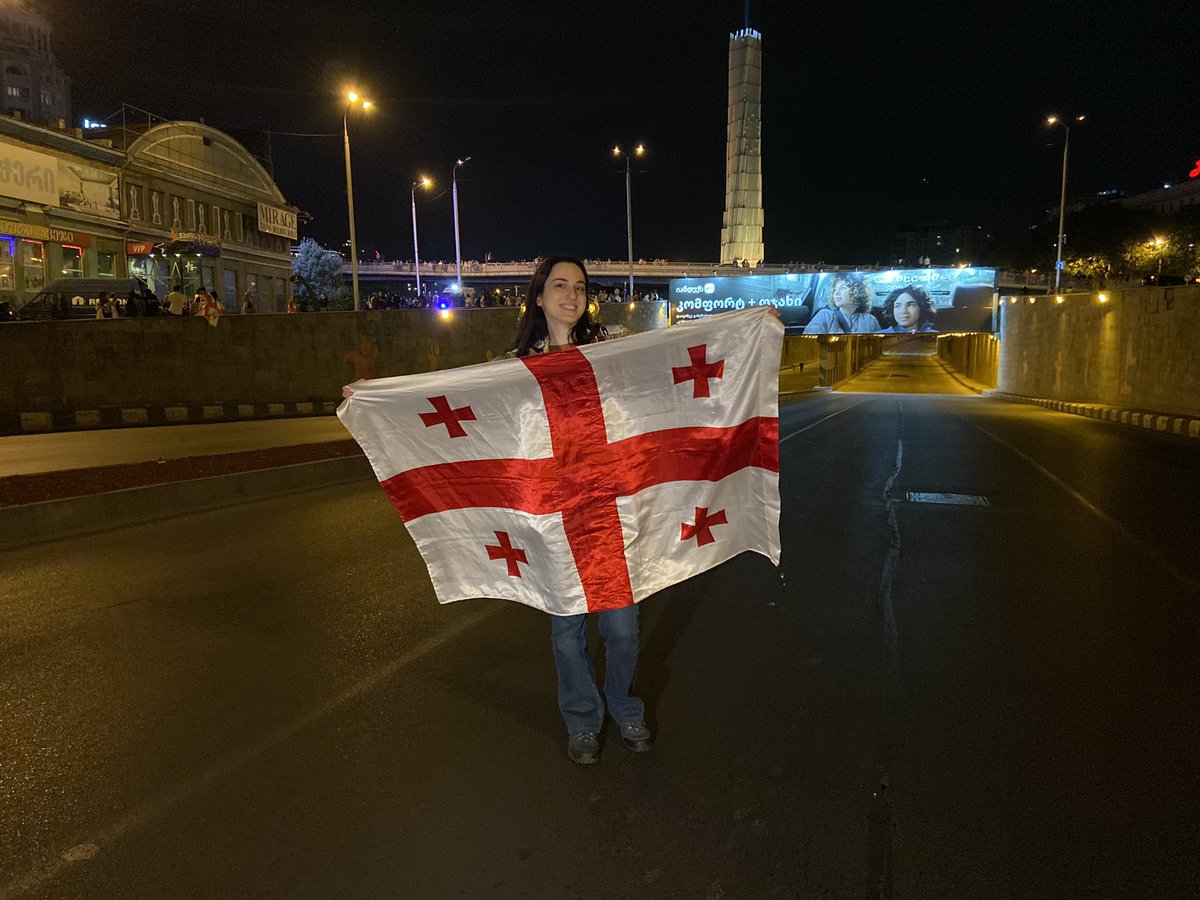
[257,201,297,240]
[670,267,998,334]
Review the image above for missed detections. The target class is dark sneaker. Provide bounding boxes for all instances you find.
[619,720,652,752]
[567,731,600,765]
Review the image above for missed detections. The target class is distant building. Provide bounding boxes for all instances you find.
[891,222,992,267]
[0,0,70,126]
[1120,178,1200,215]
[0,115,297,312]
[719,28,764,266]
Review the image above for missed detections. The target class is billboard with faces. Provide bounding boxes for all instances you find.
[669,267,998,333]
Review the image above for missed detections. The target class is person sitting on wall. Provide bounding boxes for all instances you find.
[877,285,937,334]
[803,273,880,334]
[143,287,161,316]
[165,284,188,316]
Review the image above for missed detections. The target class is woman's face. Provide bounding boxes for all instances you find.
[832,282,855,312]
[537,262,587,335]
[893,292,921,329]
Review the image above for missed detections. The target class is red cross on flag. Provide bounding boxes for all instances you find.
[338,306,783,616]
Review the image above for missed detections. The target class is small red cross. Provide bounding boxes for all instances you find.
[420,395,476,438]
[485,530,528,577]
[672,344,725,398]
[680,507,728,547]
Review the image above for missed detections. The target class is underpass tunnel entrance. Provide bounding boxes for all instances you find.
[832,334,985,395]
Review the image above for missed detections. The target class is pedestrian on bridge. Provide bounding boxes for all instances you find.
[509,255,653,766]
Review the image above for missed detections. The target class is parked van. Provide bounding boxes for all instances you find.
[16,278,149,320]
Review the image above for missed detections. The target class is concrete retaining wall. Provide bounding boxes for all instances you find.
[997,286,1200,417]
[937,333,999,388]
[820,335,884,387]
[0,302,671,432]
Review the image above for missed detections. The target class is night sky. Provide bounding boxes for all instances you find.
[46,0,1198,265]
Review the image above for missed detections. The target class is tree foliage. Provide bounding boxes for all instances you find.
[292,239,349,309]
[992,202,1200,280]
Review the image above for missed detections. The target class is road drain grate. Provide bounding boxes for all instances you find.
[906,492,991,507]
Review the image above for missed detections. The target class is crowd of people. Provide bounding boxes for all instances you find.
[84,284,255,324]
[358,286,664,312]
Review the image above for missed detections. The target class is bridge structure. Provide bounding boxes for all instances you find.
[343,259,1098,295]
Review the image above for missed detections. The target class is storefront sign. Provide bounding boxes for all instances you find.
[0,217,90,246]
[0,142,60,207]
[256,201,297,240]
[170,230,221,246]
[168,230,221,257]
[126,241,156,255]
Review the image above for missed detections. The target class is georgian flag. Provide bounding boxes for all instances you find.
[337,306,783,616]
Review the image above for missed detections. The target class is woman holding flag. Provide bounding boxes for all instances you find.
[509,255,652,765]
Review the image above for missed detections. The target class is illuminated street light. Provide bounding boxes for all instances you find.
[411,176,433,298]
[452,157,471,292]
[1046,114,1085,292]
[344,89,375,311]
[612,143,645,302]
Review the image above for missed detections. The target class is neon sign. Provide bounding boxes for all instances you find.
[1191,159,1200,178]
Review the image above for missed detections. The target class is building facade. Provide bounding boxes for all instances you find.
[113,121,297,311]
[0,0,70,126]
[0,116,296,313]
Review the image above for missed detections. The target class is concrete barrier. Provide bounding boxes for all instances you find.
[818,334,884,388]
[996,285,1200,418]
[0,302,671,434]
[937,333,999,388]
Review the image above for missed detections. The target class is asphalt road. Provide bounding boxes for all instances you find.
[1,388,1198,898]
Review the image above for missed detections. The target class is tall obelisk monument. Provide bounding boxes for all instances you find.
[719,25,764,265]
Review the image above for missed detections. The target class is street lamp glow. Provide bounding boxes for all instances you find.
[411,176,434,299]
[1045,113,1085,291]
[343,91,377,311]
[452,157,472,291]
[612,143,647,304]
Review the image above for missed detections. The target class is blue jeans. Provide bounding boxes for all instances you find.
[549,605,644,735]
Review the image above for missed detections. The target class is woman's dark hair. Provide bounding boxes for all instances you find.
[510,255,603,356]
[830,274,871,314]
[883,284,935,328]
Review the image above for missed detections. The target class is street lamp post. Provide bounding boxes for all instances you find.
[411,176,432,299]
[612,144,645,301]
[1046,114,1084,292]
[343,90,374,311]
[452,157,471,293]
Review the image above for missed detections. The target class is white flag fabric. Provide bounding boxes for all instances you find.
[337,306,783,615]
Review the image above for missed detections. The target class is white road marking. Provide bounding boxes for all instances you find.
[906,492,991,507]
[965,419,1200,595]
[779,399,868,444]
